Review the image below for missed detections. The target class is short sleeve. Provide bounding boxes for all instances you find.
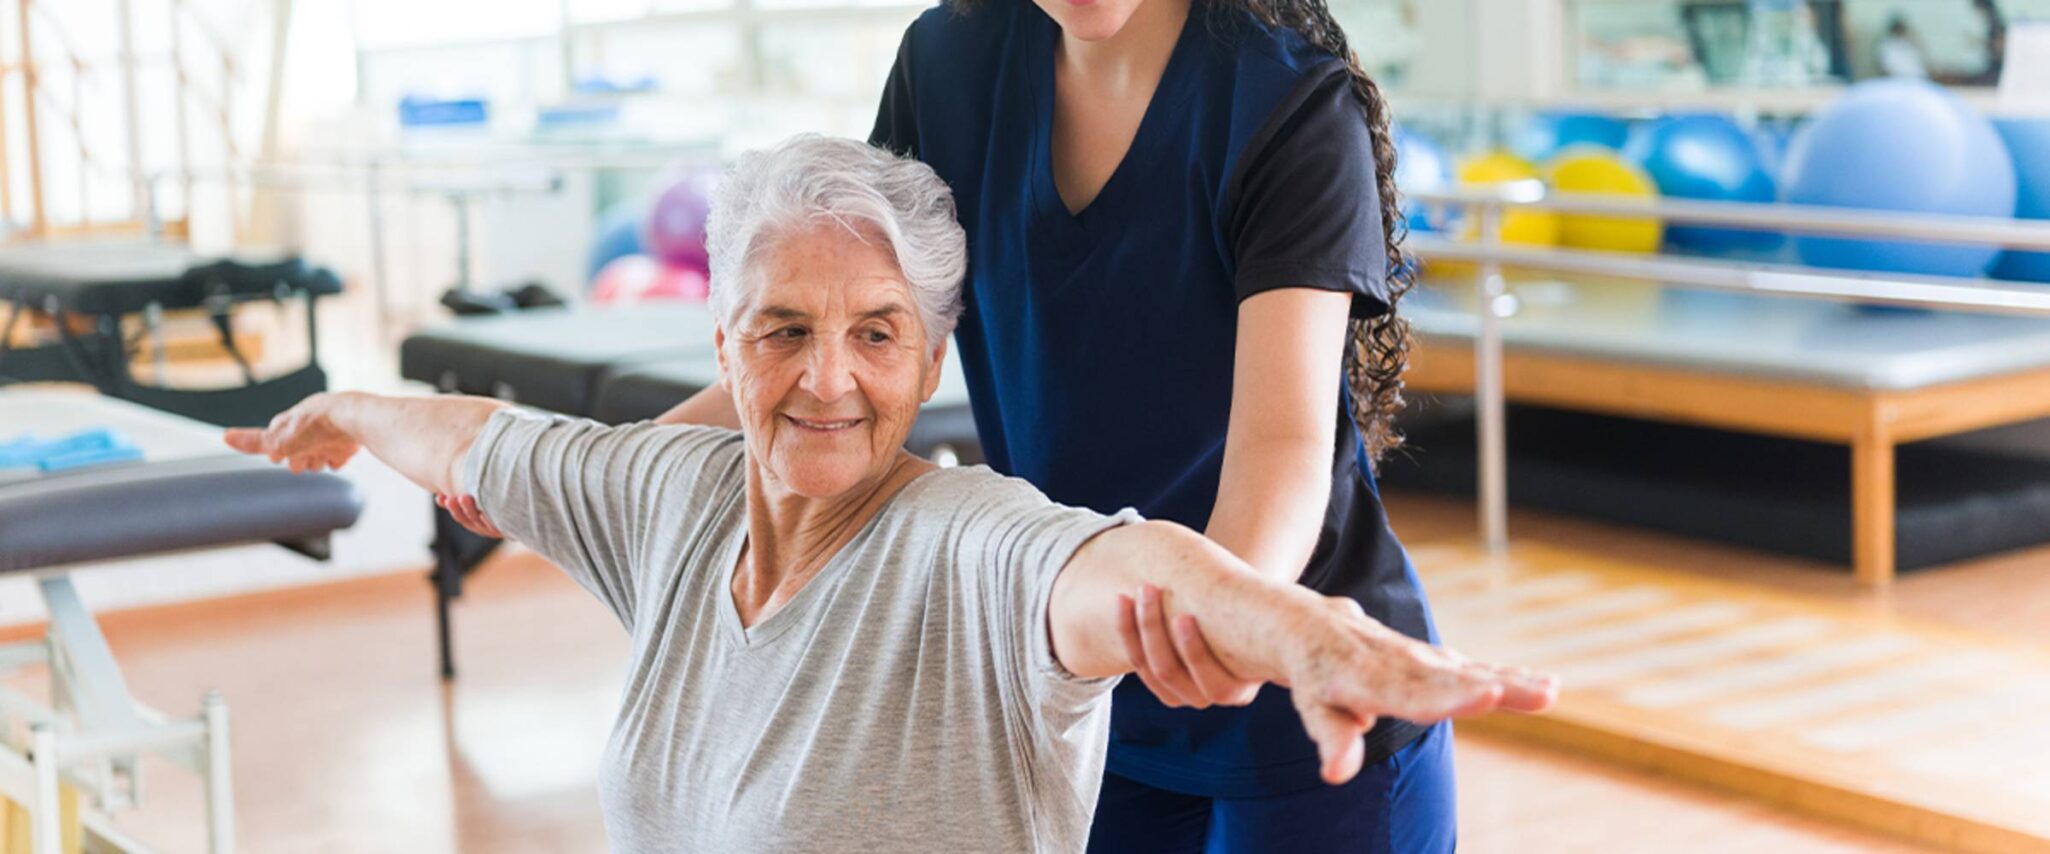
[1227,64,1390,319]
[868,26,920,158]
[460,409,742,629]
[945,473,1141,717]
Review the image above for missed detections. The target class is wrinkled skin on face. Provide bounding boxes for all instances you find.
[716,221,946,502]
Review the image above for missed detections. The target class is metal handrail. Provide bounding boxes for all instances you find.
[1409,238,2050,317]
[1407,188,2050,252]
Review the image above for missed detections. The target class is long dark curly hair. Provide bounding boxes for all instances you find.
[948,0,1415,462]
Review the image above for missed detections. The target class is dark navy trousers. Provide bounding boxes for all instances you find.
[1085,723,1457,854]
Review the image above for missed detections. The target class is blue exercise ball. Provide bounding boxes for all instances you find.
[1781,79,2016,277]
[1751,121,1798,180]
[588,200,647,282]
[1395,128,1453,232]
[1512,112,1631,163]
[1624,114,1781,253]
[1992,118,2050,283]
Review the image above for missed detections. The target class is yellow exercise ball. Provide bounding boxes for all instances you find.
[1543,145,1663,254]
[1455,151,1559,246]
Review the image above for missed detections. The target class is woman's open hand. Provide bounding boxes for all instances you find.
[1283,596,1556,784]
[224,393,362,474]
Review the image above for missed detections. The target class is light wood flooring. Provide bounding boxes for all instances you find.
[0,532,1950,852]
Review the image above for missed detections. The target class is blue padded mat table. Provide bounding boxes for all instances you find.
[0,390,361,572]
[1398,278,2050,583]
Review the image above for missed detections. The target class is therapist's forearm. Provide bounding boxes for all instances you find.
[1051,521,1328,682]
[1205,435,1333,583]
[328,392,508,495]
[653,380,742,429]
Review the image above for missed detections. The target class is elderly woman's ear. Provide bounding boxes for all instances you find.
[923,339,948,403]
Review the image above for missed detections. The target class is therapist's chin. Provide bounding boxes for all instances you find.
[1035,0,1142,42]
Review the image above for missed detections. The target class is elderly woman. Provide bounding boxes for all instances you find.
[228,135,1551,852]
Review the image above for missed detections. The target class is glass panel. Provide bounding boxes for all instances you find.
[1571,0,2043,91]
[1331,0,1424,88]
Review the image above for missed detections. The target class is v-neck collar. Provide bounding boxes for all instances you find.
[714,471,935,650]
[1027,0,1204,234]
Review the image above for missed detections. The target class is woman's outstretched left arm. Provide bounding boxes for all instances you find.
[1049,520,1556,784]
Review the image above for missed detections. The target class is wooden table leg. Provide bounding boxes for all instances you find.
[1851,430,1896,586]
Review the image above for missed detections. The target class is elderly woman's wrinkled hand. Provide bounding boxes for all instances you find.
[1282,595,1557,784]
[224,392,363,474]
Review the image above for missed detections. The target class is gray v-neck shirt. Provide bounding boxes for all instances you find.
[463,410,1137,852]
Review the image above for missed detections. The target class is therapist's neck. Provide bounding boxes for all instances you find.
[1056,0,1191,90]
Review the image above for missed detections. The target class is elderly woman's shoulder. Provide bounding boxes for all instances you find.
[909,464,1051,510]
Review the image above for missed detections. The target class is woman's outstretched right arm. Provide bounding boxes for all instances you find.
[225,391,507,495]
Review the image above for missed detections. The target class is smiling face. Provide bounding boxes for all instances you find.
[717,221,945,500]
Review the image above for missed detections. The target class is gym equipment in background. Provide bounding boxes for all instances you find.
[0,389,362,854]
[587,198,648,280]
[1395,129,1453,232]
[0,242,343,428]
[1780,79,2017,278]
[590,255,710,305]
[1992,118,2050,283]
[1510,112,1632,163]
[643,170,717,276]
[1625,114,1782,253]
[1456,151,1558,247]
[1543,146,1664,254]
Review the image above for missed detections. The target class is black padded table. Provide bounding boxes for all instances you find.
[0,389,360,852]
[399,305,718,417]
[0,240,343,428]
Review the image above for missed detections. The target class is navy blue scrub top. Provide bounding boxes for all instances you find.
[872,0,1437,798]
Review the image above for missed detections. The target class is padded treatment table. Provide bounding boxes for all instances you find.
[401,305,986,678]
[1402,279,2050,582]
[0,240,344,428]
[399,305,718,416]
[0,389,363,853]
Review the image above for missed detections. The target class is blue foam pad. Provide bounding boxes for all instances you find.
[0,428,138,471]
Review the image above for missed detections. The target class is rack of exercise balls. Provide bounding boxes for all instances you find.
[1393,77,2050,558]
[585,165,721,306]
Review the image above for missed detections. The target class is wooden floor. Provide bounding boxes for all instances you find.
[2,544,1933,853]
[1385,492,2050,853]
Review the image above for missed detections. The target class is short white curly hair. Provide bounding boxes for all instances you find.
[704,134,968,349]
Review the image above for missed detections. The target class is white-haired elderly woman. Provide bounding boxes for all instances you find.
[228,135,1553,852]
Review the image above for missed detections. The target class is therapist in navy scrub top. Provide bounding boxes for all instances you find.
[440,0,1447,848]
[860,0,1447,850]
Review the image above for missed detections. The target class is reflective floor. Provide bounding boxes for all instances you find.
[0,531,1943,852]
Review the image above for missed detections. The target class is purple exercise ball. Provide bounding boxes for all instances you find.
[643,170,718,274]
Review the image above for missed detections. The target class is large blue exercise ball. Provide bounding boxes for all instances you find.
[1781,79,2016,277]
[588,200,646,282]
[1992,119,2050,283]
[1395,129,1454,232]
[1624,114,1781,253]
[1512,112,1632,163]
[1751,121,1798,180]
